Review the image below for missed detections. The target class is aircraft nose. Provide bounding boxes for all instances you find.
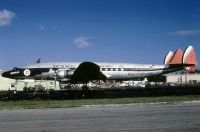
[1,67,22,79]
[1,71,10,78]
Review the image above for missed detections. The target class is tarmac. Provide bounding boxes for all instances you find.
[0,102,200,132]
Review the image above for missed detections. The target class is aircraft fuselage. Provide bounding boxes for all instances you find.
[22,62,181,80]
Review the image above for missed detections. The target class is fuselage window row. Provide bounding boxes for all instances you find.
[101,68,124,71]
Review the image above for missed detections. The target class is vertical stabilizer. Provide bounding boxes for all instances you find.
[168,49,183,65]
[183,46,198,72]
[164,51,174,65]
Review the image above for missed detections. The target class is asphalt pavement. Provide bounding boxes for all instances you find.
[0,102,200,132]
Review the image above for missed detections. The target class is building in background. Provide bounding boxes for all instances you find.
[0,71,60,92]
[165,73,200,84]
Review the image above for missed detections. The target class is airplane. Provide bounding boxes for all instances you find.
[1,46,198,85]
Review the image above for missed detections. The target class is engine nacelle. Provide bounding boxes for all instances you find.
[56,70,74,79]
[56,70,68,79]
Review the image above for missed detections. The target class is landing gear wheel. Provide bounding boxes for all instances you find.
[82,85,89,91]
[81,85,89,98]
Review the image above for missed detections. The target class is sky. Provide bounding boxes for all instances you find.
[0,0,200,69]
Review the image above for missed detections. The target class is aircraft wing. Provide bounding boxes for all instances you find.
[68,62,107,84]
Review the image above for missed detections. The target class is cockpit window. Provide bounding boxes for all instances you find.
[13,67,18,70]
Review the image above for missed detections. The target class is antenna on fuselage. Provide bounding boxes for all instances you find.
[36,58,41,63]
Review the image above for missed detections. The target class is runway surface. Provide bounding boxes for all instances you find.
[0,102,200,132]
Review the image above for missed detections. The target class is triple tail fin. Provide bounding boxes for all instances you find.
[164,46,198,73]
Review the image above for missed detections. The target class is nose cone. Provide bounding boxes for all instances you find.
[2,71,13,79]
[2,68,21,79]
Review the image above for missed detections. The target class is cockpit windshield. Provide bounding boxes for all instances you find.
[13,67,19,71]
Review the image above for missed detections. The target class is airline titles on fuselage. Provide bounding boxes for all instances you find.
[53,64,76,69]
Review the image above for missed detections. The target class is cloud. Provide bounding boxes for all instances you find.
[0,9,15,27]
[39,25,45,30]
[170,30,200,37]
[73,36,91,48]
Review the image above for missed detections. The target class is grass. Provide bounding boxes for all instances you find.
[0,95,200,109]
